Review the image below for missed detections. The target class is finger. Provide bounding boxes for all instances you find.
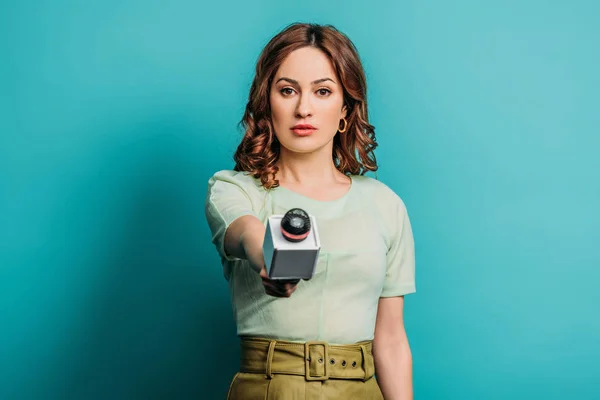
[262,279,299,297]
[274,283,297,298]
[270,282,294,293]
[263,282,286,297]
[280,282,299,292]
[262,277,297,287]
[285,285,298,296]
[262,282,280,292]
[266,282,295,297]
[264,286,286,298]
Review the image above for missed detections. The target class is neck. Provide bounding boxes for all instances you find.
[276,147,342,187]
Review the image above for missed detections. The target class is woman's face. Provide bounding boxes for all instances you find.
[269,47,347,155]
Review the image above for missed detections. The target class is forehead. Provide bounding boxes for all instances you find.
[274,47,338,83]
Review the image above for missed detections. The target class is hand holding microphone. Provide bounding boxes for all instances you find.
[241,230,298,298]
[243,207,320,298]
[259,266,299,297]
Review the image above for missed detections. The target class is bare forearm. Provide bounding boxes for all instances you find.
[240,227,266,273]
[374,341,413,400]
[223,215,266,273]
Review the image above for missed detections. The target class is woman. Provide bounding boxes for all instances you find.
[205,22,416,399]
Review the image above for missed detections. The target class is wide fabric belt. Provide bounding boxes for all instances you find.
[239,337,376,382]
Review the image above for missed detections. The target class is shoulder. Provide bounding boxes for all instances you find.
[206,169,264,200]
[208,169,260,188]
[351,174,407,212]
[351,175,411,242]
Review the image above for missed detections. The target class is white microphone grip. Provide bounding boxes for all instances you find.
[262,213,321,280]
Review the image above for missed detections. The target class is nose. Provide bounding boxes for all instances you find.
[295,92,313,118]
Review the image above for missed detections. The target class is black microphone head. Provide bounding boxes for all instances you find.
[280,208,311,242]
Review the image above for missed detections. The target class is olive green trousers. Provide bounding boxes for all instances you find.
[226,337,384,399]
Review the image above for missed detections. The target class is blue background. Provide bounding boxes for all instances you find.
[1,1,599,399]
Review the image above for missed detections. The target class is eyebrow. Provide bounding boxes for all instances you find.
[275,77,336,85]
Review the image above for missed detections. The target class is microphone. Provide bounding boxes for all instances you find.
[263,208,321,281]
[280,208,311,242]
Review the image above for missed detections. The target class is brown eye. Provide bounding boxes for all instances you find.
[280,88,295,96]
[317,88,331,96]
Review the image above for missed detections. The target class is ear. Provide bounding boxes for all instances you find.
[341,104,348,119]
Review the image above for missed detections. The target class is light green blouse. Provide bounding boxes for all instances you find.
[205,170,416,345]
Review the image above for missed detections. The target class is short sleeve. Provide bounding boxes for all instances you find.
[204,170,258,262]
[380,196,416,297]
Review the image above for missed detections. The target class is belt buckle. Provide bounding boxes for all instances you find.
[304,341,329,381]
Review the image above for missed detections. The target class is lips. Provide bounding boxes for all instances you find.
[291,124,317,136]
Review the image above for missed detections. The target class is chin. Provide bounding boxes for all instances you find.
[279,137,324,153]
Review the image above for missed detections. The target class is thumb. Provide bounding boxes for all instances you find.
[259,265,269,279]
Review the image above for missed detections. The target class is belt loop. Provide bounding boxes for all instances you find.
[359,344,374,382]
[265,340,277,379]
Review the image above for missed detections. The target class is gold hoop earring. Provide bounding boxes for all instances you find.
[338,117,348,133]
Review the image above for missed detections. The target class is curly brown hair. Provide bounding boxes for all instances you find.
[233,22,378,189]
